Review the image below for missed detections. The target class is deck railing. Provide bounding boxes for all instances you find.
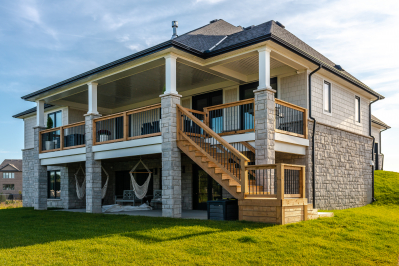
[203,99,254,136]
[177,104,250,183]
[93,104,161,145]
[244,163,305,199]
[275,99,308,138]
[39,121,85,153]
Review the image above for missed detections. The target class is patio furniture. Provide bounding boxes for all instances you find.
[115,190,142,206]
[150,190,162,209]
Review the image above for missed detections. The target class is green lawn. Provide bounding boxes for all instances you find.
[0,171,398,265]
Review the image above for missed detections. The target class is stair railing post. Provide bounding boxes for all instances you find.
[300,165,306,199]
[240,160,248,198]
[276,163,285,200]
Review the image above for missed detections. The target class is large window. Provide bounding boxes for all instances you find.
[47,111,62,129]
[355,96,361,123]
[3,184,14,190]
[323,81,332,113]
[48,170,61,199]
[3,173,14,179]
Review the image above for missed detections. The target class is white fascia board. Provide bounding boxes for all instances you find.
[41,154,86,165]
[39,147,86,159]
[275,133,309,146]
[94,144,162,160]
[275,142,306,155]
[221,132,255,143]
[92,136,162,152]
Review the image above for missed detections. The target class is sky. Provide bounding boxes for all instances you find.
[0,0,398,171]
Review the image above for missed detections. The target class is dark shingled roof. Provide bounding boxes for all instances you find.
[15,19,384,118]
[0,160,22,172]
[12,104,54,118]
[372,115,390,129]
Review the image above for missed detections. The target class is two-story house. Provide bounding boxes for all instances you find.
[0,159,23,199]
[13,19,388,224]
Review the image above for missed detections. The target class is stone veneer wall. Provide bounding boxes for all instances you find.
[277,120,373,210]
[22,148,35,207]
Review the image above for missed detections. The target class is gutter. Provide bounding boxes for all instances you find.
[308,64,322,209]
[369,98,380,202]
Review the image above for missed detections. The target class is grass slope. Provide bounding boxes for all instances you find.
[0,171,398,265]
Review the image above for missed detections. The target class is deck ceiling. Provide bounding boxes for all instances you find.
[49,53,294,111]
[54,62,227,110]
[221,56,285,76]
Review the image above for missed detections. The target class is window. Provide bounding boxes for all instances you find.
[3,173,14,179]
[355,96,361,123]
[3,184,14,190]
[323,81,331,113]
[47,111,62,129]
[48,170,61,199]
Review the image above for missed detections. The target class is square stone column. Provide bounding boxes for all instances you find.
[85,113,102,213]
[33,126,48,210]
[254,88,276,165]
[160,93,182,218]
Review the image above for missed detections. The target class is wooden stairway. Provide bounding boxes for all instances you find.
[177,139,244,199]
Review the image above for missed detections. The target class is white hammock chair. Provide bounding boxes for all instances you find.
[129,159,152,200]
[75,165,109,200]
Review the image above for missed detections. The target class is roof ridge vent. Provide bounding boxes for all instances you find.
[210,19,219,24]
[275,21,285,28]
[334,65,344,71]
[244,25,254,30]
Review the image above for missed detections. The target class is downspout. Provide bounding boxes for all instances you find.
[369,98,380,202]
[308,65,322,209]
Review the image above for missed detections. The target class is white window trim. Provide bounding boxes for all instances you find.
[322,80,332,116]
[354,95,362,126]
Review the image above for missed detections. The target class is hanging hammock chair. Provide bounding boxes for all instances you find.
[129,159,152,199]
[75,165,109,200]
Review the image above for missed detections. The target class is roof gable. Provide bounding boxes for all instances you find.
[0,160,22,172]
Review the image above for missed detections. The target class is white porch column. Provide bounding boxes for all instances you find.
[36,100,45,127]
[254,46,275,165]
[87,82,99,115]
[164,54,177,94]
[257,47,272,91]
[161,53,182,218]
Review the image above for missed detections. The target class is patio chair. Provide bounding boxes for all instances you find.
[150,190,162,209]
[115,190,142,206]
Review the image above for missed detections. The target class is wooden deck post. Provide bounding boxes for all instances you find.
[276,163,285,200]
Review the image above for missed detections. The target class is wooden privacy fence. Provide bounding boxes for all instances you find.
[93,104,161,145]
[39,121,85,153]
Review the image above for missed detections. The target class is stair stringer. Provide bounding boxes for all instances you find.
[177,141,243,199]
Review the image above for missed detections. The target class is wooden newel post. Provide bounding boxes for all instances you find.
[240,161,248,198]
[300,166,306,199]
[123,112,128,141]
[276,163,285,200]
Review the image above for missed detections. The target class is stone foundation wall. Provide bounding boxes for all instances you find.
[310,120,373,210]
[22,148,35,207]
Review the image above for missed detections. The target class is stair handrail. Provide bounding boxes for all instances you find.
[177,104,250,163]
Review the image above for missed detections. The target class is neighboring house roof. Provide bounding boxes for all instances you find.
[12,104,54,119]
[0,160,22,172]
[16,19,384,113]
[371,115,390,129]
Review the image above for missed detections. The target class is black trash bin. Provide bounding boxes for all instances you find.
[207,199,238,221]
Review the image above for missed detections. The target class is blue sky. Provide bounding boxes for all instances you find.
[1,0,398,171]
